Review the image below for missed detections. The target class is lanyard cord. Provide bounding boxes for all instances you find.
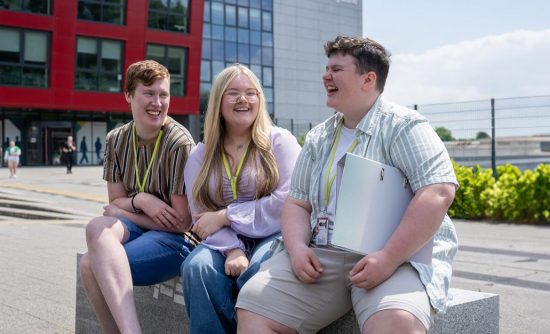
[133,123,163,193]
[323,121,358,210]
[222,141,250,201]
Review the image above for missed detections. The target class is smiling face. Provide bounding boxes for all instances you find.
[323,53,371,114]
[220,74,259,134]
[126,78,170,135]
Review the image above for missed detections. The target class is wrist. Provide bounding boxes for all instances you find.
[131,193,142,213]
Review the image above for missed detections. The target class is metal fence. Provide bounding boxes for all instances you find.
[274,95,550,172]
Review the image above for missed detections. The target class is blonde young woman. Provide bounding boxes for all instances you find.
[182,64,301,334]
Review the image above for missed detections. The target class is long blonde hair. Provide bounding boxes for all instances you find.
[193,64,279,210]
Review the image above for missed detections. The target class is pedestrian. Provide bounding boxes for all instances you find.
[181,64,301,333]
[237,36,459,334]
[4,140,21,178]
[78,60,197,333]
[95,137,102,163]
[61,135,76,174]
[80,136,89,164]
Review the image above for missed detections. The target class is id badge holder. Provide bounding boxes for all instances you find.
[315,214,329,246]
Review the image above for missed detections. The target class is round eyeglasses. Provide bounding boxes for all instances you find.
[224,90,259,103]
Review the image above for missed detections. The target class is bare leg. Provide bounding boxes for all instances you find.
[362,309,426,334]
[79,253,120,334]
[236,309,296,334]
[83,216,142,334]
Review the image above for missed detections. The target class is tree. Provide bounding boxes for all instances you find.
[435,127,455,142]
[476,131,490,140]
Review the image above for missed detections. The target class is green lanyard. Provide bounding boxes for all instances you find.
[323,121,358,210]
[222,142,250,201]
[132,123,163,193]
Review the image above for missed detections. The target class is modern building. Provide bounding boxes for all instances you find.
[0,0,362,166]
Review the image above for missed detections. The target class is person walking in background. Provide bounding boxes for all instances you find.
[80,136,89,164]
[237,36,458,334]
[61,135,76,174]
[78,60,197,333]
[95,137,103,164]
[181,64,301,334]
[4,140,21,178]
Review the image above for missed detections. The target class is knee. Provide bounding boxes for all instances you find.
[363,309,426,334]
[79,253,92,279]
[84,216,117,245]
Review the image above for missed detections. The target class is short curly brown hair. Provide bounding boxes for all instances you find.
[324,36,391,92]
[124,60,170,96]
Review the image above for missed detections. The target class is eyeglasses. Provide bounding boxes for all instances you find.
[223,90,259,103]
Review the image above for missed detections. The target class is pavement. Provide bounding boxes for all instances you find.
[1,166,550,333]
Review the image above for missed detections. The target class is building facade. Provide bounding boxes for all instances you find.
[0,0,362,166]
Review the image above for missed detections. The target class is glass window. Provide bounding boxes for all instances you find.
[262,11,272,31]
[75,36,122,92]
[250,64,262,82]
[202,39,211,59]
[262,46,272,65]
[262,66,272,86]
[237,7,248,28]
[262,32,273,47]
[148,0,189,33]
[238,28,249,44]
[249,0,260,8]
[212,40,224,60]
[225,27,237,42]
[261,0,272,10]
[250,30,261,45]
[1,0,50,14]
[238,0,249,6]
[212,24,224,40]
[201,60,211,82]
[146,44,187,96]
[264,87,273,103]
[225,41,237,62]
[249,8,261,30]
[212,61,224,81]
[203,23,211,39]
[203,0,210,22]
[211,2,223,23]
[237,43,249,63]
[0,27,49,88]
[225,4,236,26]
[78,0,125,25]
[250,45,261,64]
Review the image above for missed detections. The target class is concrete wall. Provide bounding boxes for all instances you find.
[273,0,362,125]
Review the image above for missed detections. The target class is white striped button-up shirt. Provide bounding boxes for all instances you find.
[289,96,459,313]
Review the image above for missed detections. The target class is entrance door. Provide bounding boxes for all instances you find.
[47,128,72,165]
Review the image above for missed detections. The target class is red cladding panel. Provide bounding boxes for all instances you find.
[0,0,203,115]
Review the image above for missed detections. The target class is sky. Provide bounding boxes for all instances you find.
[362,0,550,106]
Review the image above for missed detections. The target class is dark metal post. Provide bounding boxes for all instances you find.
[491,98,497,179]
[414,104,418,111]
[290,118,294,135]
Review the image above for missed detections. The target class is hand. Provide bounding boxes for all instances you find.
[224,248,249,277]
[191,210,229,240]
[288,244,323,283]
[349,250,400,290]
[103,204,123,218]
[137,193,185,231]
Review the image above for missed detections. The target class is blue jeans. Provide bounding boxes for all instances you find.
[181,233,279,334]
[122,219,195,286]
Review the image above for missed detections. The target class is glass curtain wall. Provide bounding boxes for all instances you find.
[201,0,274,129]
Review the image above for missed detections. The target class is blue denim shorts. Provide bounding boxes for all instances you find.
[121,218,196,286]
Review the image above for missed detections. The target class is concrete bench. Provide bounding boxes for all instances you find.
[75,254,499,333]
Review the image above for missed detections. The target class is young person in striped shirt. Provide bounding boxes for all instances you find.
[237,36,459,334]
[79,60,197,333]
[181,64,301,333]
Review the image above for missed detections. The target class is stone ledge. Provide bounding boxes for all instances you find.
[75,253,499,334]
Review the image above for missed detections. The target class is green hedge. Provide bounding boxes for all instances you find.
[449,162,550,224]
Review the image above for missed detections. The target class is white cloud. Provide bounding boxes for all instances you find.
[384,29,550,106]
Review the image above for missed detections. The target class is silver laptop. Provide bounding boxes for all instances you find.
[331,153,433,264]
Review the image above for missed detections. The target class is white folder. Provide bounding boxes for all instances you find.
[331,153,433,264]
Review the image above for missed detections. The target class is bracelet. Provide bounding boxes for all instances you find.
[131,193,142,213]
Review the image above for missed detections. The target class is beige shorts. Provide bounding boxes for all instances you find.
[236,247,432,334]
